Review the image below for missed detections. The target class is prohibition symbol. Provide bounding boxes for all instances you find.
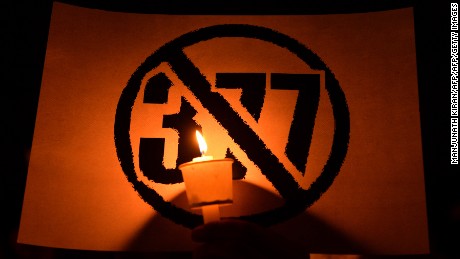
[114,24,350,228]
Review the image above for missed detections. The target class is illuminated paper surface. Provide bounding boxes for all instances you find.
[18,2,429,254]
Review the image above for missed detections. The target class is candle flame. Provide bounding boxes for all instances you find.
[196,130,207,155]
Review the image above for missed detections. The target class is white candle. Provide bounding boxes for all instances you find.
[201,204,221,223]
[192,156,213,162]
[178,130,234,224]
[192,130,220,223]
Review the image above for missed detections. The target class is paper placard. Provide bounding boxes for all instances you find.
[18,2,429,254]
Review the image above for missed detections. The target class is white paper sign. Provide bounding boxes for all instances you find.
[18,2,429,254]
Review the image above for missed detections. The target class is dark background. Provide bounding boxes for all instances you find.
[1,0,458,258]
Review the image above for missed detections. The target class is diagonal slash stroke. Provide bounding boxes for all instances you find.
[167,50,303,201]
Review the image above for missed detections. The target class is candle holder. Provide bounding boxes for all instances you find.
[179,158,234,223]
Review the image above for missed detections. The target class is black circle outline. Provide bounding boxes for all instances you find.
[114,24,350,228]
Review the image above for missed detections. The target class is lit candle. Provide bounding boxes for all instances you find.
[178,130,234,224]
[192,130,213,162]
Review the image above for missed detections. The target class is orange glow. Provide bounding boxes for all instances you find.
[196,130,207,155]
